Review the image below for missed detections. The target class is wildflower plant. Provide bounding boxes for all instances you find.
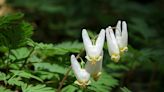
[70,20,128,88]
[0,13,132,92]
[1,0,162,92]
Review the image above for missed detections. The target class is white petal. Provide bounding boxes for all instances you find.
[115,20,122,47]
[85,51,103,74]
[95,29,105,56]
[116,20,121,37]
[122,21,128,47]
[71,55,81,76]
[106,26,120,56]
[77,69,90,82]
[71,55,90,82]
[82,29,92,55]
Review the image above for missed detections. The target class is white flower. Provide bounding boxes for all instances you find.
[71,55,90,87]
[106,26,120,62]
[82,29,105,64]
[85,51,103,81]
[115,20,128,53]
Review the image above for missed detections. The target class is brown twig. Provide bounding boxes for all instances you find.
[57,49,84,92]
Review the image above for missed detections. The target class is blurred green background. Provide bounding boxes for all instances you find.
[0,0,164,92]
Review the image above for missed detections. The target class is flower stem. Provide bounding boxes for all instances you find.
[57,49,84,92]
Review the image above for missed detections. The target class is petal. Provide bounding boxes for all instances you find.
[82,29,92,55]
[85,51,103,75]
[78,69,90,82]
[106,26,120,56]
[116,20,121,37]
[122,21,128,47]
[85,60,94,74]
[71,55,90,82]
[71,55,81,78]
[115,20,122,47]
[95,29,105,55]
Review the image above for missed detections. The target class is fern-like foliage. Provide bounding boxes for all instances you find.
[120,87,132,92]
[0,86,12,92]
[34,62,67,75]
[61,85,77,92]
[88,72,118,92]
[7,77,24,86]
[0,72,10,84]
[10,70,43,82]
[21,84,54,92]
[0,13,33,49]
[35,41,83,56]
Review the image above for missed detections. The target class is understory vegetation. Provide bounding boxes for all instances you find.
[0,0,164,92]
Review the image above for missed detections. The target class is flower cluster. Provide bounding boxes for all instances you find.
[70,20,128,87]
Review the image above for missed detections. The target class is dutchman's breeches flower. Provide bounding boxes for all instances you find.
[70,55,90,88]
[71,20,128,87]
[85,51,103,81]
[106,26,120,62]
[82,29,105,64]
[106,20,128,62]
[115,20,128,54]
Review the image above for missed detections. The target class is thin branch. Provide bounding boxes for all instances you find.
[57,49,84,92]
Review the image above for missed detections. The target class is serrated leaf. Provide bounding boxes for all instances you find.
[36,71,59,80]
[54,41,83,53]
[9,47,30,61]
[0,72,10,84]
[0,13,33,49]
[0,86,12,92]
[21,84,54,92]
[120,87,132,92]
[61,85,77,92]
[10,70,43,82]
[35,41,83,56]
[107,63,129,71]
[89,72,118,92]
[0,13,24,26]
[34,62,67,74]
[7,77,24,86]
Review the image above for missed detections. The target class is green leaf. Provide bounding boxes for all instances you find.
[0,13,33,49]
[0,72,10,84]
[34,62,67,74]
[36,71,59,80]
[88,72,118,92]
[54,41,83,53]
[21,84,54,92]
[0,13,24,26]
[7,77,24,86]
[35,41,83,56]
[107,63,129,71]
[120,87,132,92]
[0,86,12,92]
[10,70,43,82]
[9,47,30,62]
[61,85,77,92]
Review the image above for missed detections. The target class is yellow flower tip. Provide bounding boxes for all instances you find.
[91,60,96,65]
[74,80,90,88]
[120,47,128,54]
[85,55,102,64]
[92,72,101,81]
[111,54,120,62]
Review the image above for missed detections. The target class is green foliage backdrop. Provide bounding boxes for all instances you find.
[0,0,164,92]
